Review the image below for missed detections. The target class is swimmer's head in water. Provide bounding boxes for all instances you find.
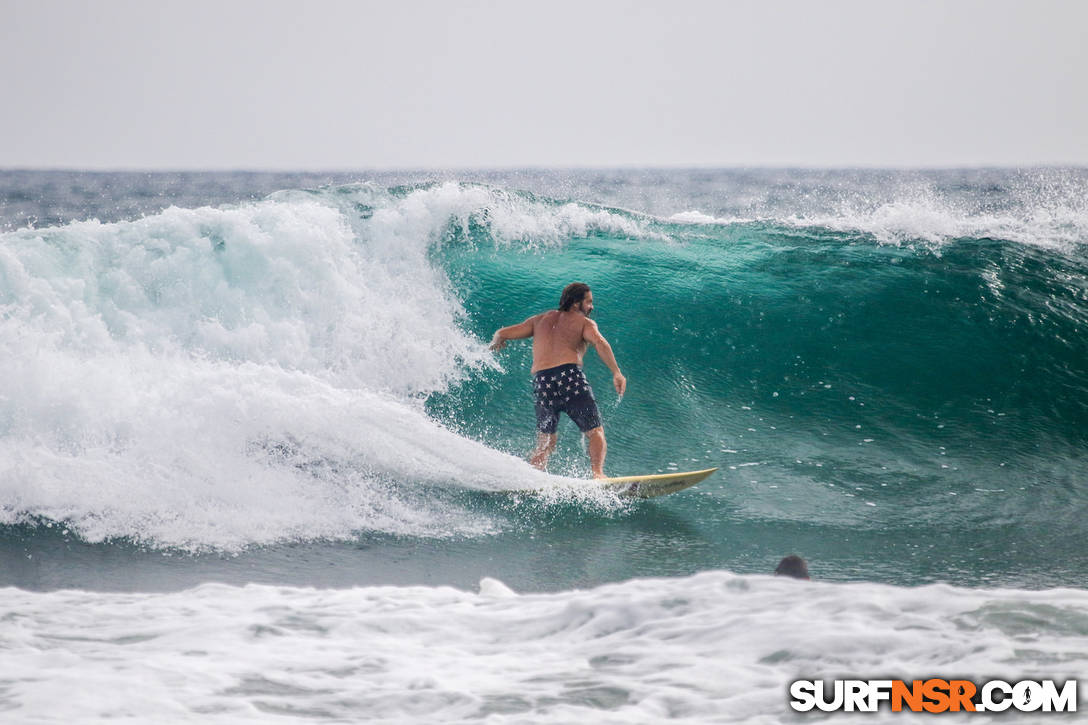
[775,555,810,580]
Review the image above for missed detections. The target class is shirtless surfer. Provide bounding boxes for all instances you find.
[489,282,627,478]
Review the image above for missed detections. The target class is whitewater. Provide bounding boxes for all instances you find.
[1,168,1086,721]
[4,573,1086,723]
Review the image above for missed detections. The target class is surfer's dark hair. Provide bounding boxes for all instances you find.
[558,282,591,311]
[775,555,810,579]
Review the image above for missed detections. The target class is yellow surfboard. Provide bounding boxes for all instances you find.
[598,467,717,499]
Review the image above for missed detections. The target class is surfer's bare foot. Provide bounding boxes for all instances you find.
[592,471,607,479]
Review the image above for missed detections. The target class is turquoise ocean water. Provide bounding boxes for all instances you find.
[1,169,1086,721]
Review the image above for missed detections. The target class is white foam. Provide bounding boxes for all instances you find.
[3,571,1085,722]
[0,348,560,550]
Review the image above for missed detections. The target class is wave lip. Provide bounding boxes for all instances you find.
[666,198,1088,249]
[785,198,1088,250]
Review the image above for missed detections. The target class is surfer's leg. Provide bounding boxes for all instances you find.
[585,426,606,478]
[532,387,559,471]
[530,433,557,470]
[565,383,604,477]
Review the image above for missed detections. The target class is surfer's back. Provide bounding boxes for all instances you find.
[530,310,589,373]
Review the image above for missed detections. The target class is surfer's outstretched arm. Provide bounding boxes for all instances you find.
[490,315,538,351]
[583,320,627,395]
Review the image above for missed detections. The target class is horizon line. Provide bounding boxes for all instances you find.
[2,163,1087,174]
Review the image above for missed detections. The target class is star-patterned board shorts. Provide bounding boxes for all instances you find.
[532,363,602,434]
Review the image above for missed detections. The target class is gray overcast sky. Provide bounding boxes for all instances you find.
[1,0,1086,169]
